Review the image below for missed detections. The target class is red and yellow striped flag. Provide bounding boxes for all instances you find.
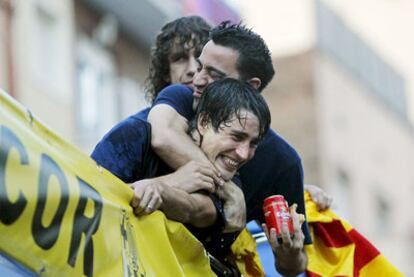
[304,192,404,277]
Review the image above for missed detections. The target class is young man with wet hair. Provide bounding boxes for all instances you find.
[92,78,271,264]
[148,21,309,275]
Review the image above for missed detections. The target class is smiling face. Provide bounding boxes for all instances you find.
[192,41,240,107]
[197,109,260,181]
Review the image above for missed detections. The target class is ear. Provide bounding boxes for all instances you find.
[197,114,208,136]
[247,77,261,90]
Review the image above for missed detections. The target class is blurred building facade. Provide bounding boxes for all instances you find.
[0,0,238,151]
[1,0,145,151]
[240,0,414,275]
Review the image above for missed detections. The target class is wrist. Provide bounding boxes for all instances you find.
[158,174,176,188]
[274,249,307,276]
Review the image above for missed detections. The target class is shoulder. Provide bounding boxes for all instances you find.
[254,129,301,168]
[90,116,151,183]
[151,84,194,120]
[91,116,151,159]
[132,107,151,121]
[154,84,193,103]
[106,116,151,141]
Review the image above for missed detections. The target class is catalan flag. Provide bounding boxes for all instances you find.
[304,192,404,277]
[231,228,265,277]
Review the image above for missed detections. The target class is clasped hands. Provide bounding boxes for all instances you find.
[128,161,246,233]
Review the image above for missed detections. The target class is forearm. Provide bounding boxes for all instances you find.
[152,128,209,169]
[158,176,217,227]
[148,104,211,170]
[275,249,307,276]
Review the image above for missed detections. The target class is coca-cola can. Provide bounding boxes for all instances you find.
[263,195,294,242]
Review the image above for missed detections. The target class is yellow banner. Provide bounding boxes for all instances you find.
[0,90,215,277]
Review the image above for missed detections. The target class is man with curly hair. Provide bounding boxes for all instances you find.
[145,15,211,104]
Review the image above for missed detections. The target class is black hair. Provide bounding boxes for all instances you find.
[189,78,271,140]
[145,16,211,102]
[210,21,275,92]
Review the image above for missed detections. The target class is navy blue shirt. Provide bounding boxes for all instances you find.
[91,109,230,259]
[153,84,311,245]
[91,115,156,183]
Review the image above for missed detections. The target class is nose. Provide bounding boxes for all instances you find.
[193,69,208,91]
[235,143,251,161]
[186,56,197,78]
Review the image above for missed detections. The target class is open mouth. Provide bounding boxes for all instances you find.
[222,156,240,170]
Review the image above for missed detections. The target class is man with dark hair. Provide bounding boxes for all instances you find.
[92,78,271,265]
[208,21,275,91]
[148,21,309,275]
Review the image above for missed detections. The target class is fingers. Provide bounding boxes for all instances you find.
[289,204,303,232]
[133,188,146,216]
[171,161,220,193]
[289,204,305,247]
[320,195,333,211]
[280,220,293,248]
[199,175,215,193]
[130,194,140,210]
[315,194,333,211]
[269,228,280,249]
[262,223,280,251]
[305,184,333,211]
[198,163,224,188]
[145,195,162,214]
[298,214,305,225]
[131,185,162,216]
[213,175,225,188]
[200,174,215,185]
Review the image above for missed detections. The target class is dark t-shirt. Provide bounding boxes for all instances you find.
[91,114,156,183]
[90,114,231,259]
[153,84,312,244]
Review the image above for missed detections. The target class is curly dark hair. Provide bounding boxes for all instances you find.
[210,21,275,92]
[145,16,211,103]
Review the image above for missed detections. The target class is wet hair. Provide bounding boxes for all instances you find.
[145,16,211,102]
[189,78,271,140]
[210,21,275,92]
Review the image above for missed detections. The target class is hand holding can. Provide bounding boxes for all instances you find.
[263,195,294,243]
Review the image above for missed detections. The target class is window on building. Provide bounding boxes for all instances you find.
[374,190,391,235]
[118,78,147,119]
[76,36,148,152]
[76,36,117,150]
[332,169,352,221]
[32,4,65,95]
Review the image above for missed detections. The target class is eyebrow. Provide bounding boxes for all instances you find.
[230,130,259,142]
[169,50,187,60]
[196,58,227,78]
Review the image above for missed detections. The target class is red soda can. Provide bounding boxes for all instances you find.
[263,195,294,242]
